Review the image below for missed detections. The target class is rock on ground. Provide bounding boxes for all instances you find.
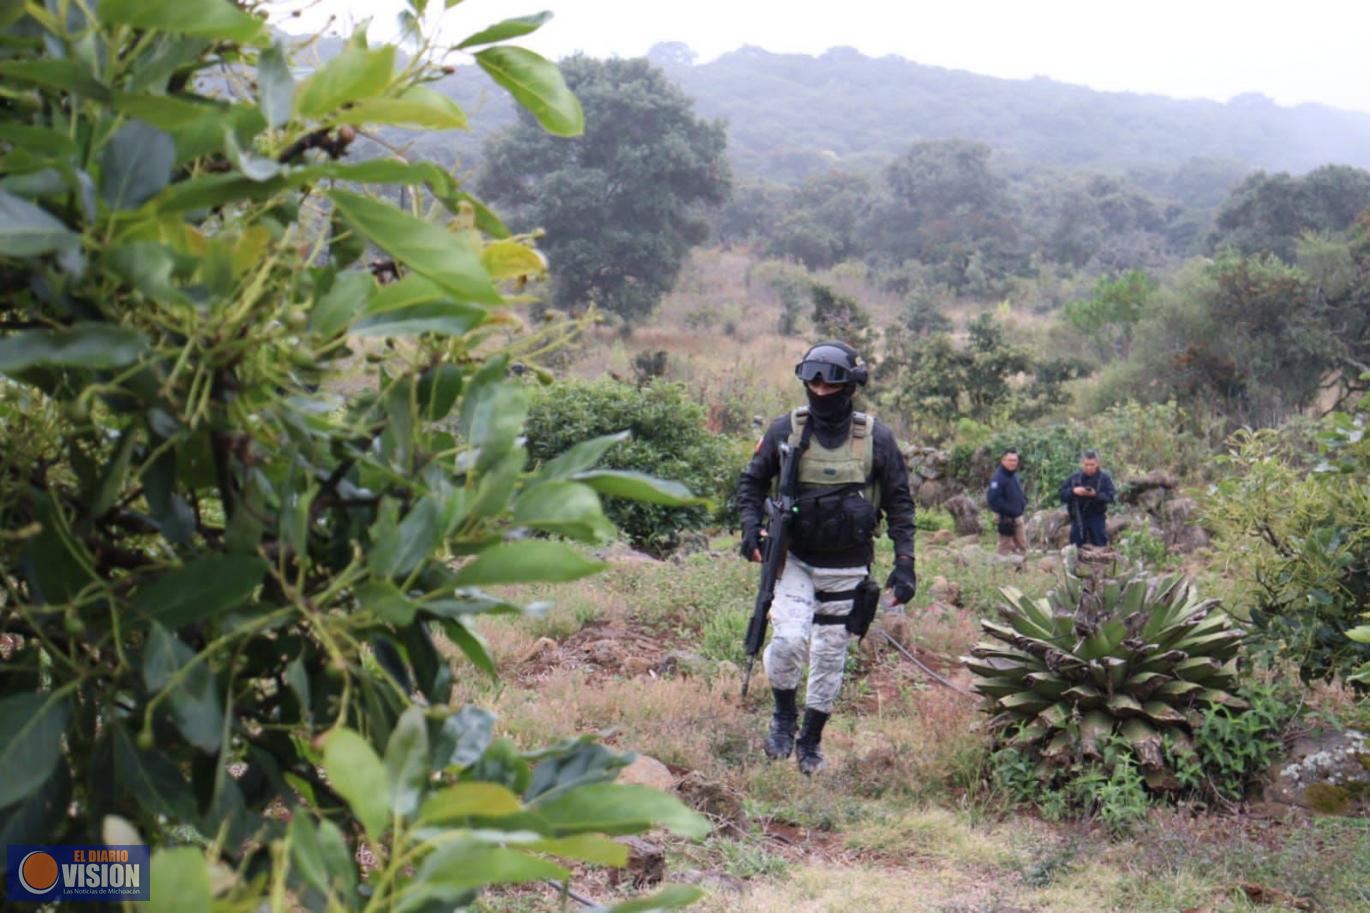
[943,494,983,536]
[619,755,676,792]
[1263,728,1369,816]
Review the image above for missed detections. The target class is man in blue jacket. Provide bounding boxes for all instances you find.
[1058,450,1115,546]
[987,448,1027,555]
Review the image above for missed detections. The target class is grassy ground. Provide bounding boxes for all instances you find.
[453,540,1370,913]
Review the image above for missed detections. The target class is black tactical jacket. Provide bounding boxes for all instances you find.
[737,412,916,568]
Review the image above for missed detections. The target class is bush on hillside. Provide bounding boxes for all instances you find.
[526,381,737,554]
[952,402,1209,507]
[1206,398,1370,689]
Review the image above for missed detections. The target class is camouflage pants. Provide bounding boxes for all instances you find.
[762,557,868,713]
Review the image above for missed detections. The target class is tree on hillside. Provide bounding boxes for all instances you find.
[1208,165,1370,261]
[868,140,1021,293]
[877,314,1088,439]
[479,56,731,322]
[765,171,875,269]
[1062,270,1156,361]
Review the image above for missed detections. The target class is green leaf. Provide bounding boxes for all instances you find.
[527,834,629,867]
[458,191,511,238]
[98,0,266,43]
[343,85,468,129]
[572,470,701,506]
[328,190,500,305]
[532,783,711,838]
[366,273,448,313]
[512,481,614,542]
[100,120,175,210]
[443,619,497,677]
[222,128,281,182]
[147,847,212,913]
[321,728,390,842]
[356,580,419,625]
[112,726,195,820]
[536,431,630,480]
[0,324,144,374]
[142,624,223,753]
[91,426,139,518]
[431,705,496,768]
[316,819,357,897]
[294,45,395,119]
[0,59,111,100]
[310,269,374,337]
[287,814,331,897]
[112,93,223,129]
[452,541,606,587]
[418,781,521,822]
[1347,625,1370,644]
[0,124,77,158]
[0,189,80,257]
[456,12,553,49]
[603,886,706,913]
[458,364,529,468]
[132,555,267,629]
[354,302,488,338]
[475,46,583,137]
[384,707,430,819]
[258,43,294,128]
[412,842,566,893]
[368,497,442,578]
[0,692,71,809]
[418,363,463,421]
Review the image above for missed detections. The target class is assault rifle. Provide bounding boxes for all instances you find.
[741,439,802,697]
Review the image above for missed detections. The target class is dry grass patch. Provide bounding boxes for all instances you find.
[453,667,755,772]
[690,862,1001,913]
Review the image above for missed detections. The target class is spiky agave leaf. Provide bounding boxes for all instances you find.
[966,549,1247,790]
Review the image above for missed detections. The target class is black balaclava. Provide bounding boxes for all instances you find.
[805,384,854,448]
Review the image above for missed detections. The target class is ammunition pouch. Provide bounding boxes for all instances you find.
[792,485,877,553]
[847,576,882,637]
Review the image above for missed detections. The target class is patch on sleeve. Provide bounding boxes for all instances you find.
[990,481,999,488]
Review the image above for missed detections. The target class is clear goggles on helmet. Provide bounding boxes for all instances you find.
[795,360,854,385]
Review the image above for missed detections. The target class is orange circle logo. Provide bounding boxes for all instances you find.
[19,851,59,894]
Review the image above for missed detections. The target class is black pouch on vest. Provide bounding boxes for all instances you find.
[845,576,883,638]
[794,486,878,553]
[997,515,1018,536]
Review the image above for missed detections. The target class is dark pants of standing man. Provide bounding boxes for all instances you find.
[1069,513,1108,547]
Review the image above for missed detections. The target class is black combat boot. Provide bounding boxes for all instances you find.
[764,688,799,760]
[795,708,830,775]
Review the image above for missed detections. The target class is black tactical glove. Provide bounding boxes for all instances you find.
[885,557,916,605]
[740,527,763,562]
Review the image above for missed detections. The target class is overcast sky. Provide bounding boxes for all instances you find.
[278,0,1370,113]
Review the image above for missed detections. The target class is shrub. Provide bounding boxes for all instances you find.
[525,380,736,554]
[0,6,708,909]
[1207,402,1370,688]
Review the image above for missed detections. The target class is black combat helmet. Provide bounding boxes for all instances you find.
[794,341,868,387]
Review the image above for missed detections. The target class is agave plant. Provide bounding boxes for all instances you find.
[963,547,1247,789]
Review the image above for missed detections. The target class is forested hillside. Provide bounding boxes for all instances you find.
[650,44,1370,181]
[323,36,1370,184]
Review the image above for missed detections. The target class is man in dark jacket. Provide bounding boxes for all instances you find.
[987,448,1027,555]
[737,341,917,775]
[1058,450,1116,546]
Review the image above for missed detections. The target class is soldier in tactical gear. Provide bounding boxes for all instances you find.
[736,341,918,774]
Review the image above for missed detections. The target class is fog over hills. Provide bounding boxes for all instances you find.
[310,36,1370,184]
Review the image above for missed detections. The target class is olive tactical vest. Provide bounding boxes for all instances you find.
[784,407,879,508]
